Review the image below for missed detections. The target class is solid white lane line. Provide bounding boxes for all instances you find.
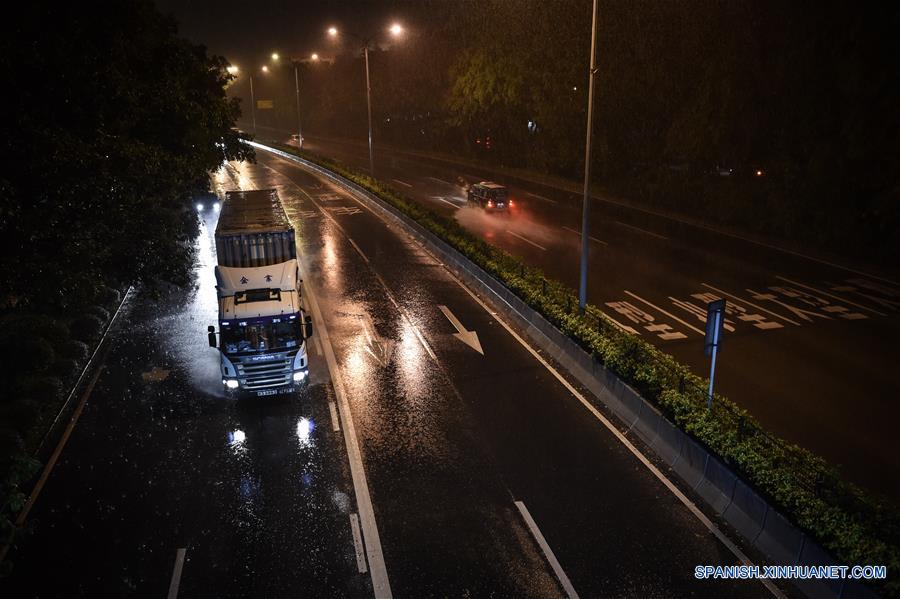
[392,178,412,188]
[347,237,370,264]
[624,290,705,336]
[614,220,669,240]
[297,255,393,598]
[312,334,323,356]
[775,276,886,316]
[350,513,368,574]
[526,192,557,204]
[506,230,547,251]
[329,401,340,432]
[166,548,187,599]
[427,176,451,186]
[701,283,801,326]
[515,501,580,599]
[561,225,608,246]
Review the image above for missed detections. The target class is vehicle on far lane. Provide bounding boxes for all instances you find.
[467,181,511,212]
[288,133,304,148]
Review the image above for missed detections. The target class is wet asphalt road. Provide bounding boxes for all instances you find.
[250,125,900,502]
[3,154,777,597]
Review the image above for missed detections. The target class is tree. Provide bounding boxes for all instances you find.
[0,0,254,310]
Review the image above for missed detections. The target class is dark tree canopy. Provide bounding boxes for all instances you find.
[0,0,253,310]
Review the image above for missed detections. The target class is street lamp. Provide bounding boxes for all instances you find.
[271,52,280,61]
[328,23,404,177]
[578,0,599,312]
[288,53,320,150]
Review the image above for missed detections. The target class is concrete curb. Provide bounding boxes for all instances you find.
[256,143,881,599]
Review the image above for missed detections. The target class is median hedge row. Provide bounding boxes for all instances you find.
[273,143,899,594]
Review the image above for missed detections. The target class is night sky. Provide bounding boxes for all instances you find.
[153,0,413,68]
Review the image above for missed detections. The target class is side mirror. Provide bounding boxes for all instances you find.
[207,325,217,348]
[304,315,313,339]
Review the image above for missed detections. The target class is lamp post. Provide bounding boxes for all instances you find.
[328,23,403,177]
[578,0,599,313]
[271,52,319,149]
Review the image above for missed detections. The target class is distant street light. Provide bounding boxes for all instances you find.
[286,53,320,150]
[327,23,405,177]
[261,65,269,73]
[271,52,280,61]
[579,0,599,312]
[226,65,239,75]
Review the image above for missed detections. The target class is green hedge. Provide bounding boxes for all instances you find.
[274,142,899,595]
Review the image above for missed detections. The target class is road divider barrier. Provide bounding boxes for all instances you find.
[251,141,894,598]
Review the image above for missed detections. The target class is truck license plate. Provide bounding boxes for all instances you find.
[256,389,277,397]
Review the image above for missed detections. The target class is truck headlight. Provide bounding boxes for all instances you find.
[224,379,240,389]
[292,370,307,382]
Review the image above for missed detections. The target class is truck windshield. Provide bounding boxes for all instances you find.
[221,320,302,355]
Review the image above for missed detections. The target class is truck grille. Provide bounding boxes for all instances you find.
[236,356,293,390]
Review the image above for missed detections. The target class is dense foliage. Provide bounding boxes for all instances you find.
[0,0,251,571]
[249,0,899,266]
[275,141,899,595]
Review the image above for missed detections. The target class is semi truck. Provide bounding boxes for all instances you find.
[206,189,313,397]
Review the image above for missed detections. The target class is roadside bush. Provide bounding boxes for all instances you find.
[0,400,40,432]
[83,305,110,324]
[13,376,63,405]
[276,143,900,595]
[58,339,89,362]
[0,337,55,375]
[69,314,105,343]
[52,358,79,379]
[0,313,68,343]
[96,286,121,307]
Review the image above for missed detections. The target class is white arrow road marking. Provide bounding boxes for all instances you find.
[438,305,484,355]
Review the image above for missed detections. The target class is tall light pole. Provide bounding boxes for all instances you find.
[328,23,404,177]
[288,53,318,149]
[249,74,257,135]
[579,0,600,313]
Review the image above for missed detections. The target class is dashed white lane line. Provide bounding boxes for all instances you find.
[624,290,705,336]
[427,176,452,186]
[561,225,608,246]
[701,283,801,326]
[329,401,340,432]
[392,178,412,188]
[433,196,459,208]
[346,237,370,264]
[506,230,547,251]
[614,220,669,241]
[166,548,187,599]
[775,276,887,316]
[350,513,368,573]
[526,191,557,204]
[515,501,580,599]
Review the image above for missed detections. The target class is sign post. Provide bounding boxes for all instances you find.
[704,299,726,409]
